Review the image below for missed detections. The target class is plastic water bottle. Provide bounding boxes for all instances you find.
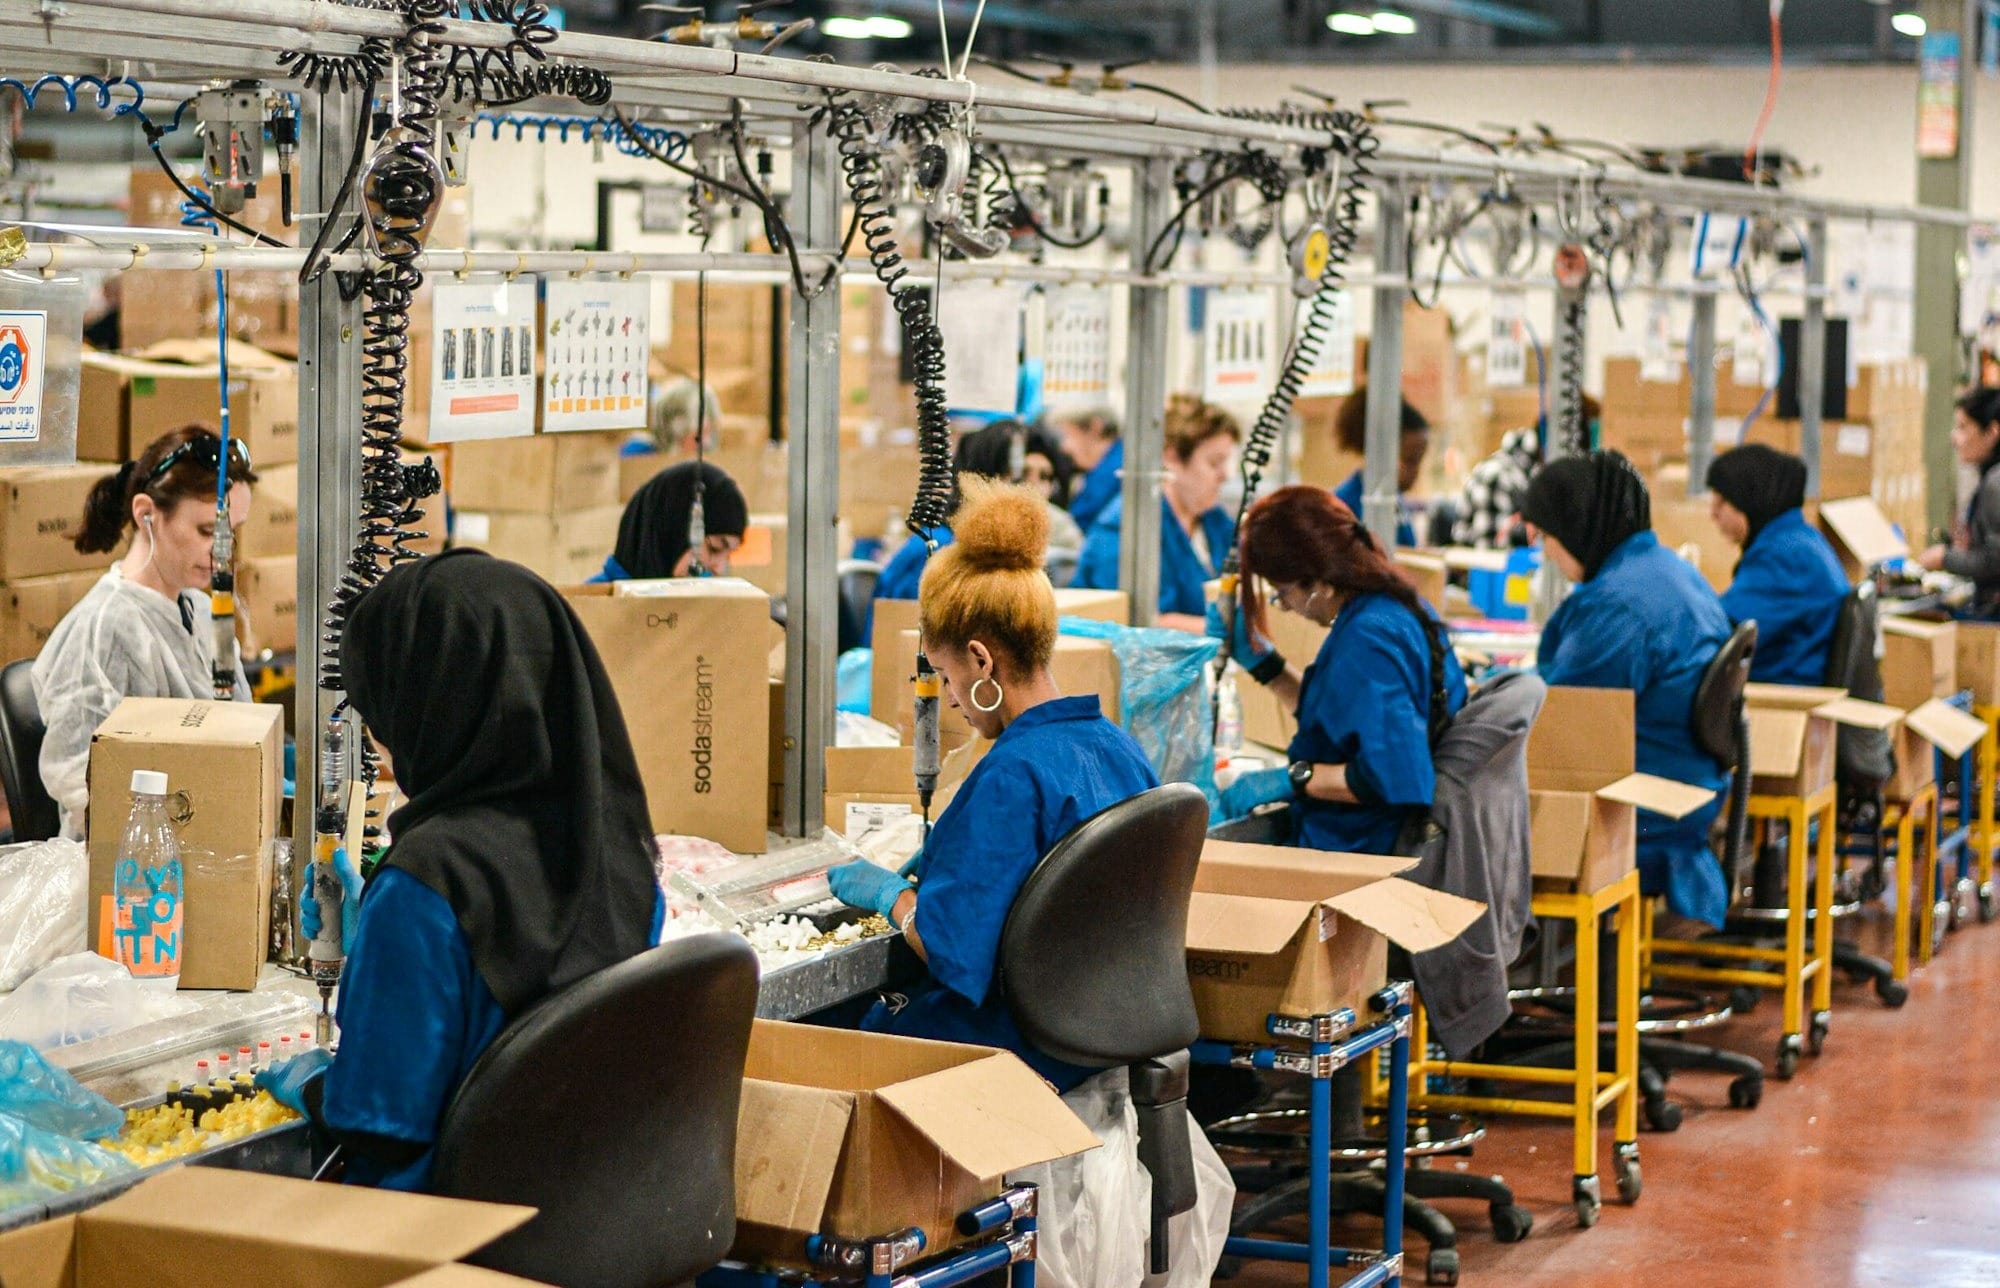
[1216,672,1244,763]
[111,769,184,990]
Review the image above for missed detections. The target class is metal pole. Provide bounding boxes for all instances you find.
[1915,0,1978,531]
[781,114,841,838]
[1363,181,1408,549]
[1686,292,1718,499]
[1121,157,1172,627]
[293,89,363,872]
[1798,218,1830,499]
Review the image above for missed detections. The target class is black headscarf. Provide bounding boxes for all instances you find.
[954,419,1075,506]
[614,461,748,580]
[1519,450,1652,581]
[1705,444,1806,546]
[342,549,658,1017]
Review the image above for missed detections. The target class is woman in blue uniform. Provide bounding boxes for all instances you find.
[1522,451,1733,927]
[592,460,748,582]
[1213,486,1466,853]
[1707,444,1849,685]
[1075,393,1239,631]
[1331,387,1428,549]
[826,478,1158,1088]
[1054,407,1123,532]
[258,551,664,1188]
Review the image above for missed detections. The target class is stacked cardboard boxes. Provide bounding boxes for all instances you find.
[448,430,627,584]
[0,466,124,663]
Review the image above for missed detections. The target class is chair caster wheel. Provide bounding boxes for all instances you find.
[1615,1151,1642,1204]
[1776,1035,1802,1080]
[1729,1074,1763,1109]
[1877,974,1910,1007]
[1643,1094,1683,1132]
[1981,886,1997,923]
[1491,1203,1534,1243]
[1572,1176,1601,1229]
[1808,1011,1831,1056]
[1426,1247,1460,1286]
[1729,985,1760,1016]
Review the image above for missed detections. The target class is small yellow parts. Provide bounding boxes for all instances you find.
[0,227,26,269]
[108,1091,300,1169]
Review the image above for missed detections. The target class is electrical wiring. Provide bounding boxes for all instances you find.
[984,147,1107,250]
[1144,147,1286,274]
[131,99,293,250]
[0,74,144,116]
[172,184,241,702]
[1745,1,1784,183]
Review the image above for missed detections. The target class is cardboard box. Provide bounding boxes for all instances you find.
[1891,698,1989,800]
[733,514,787,597]
[1526,687,1719,891]
[565,580,771,852]
[78,351,137,462]
[453,506,622,586]
[125,341,298,468]
[1743,684,1888,798]
[240,461,298,559]
[1394,552,1448,611]
[86,698,283,990]
[1882,618,1957,712]
[1,466,123,581]
[1183,840,1483,1044]
[1648,463,1738,592]
[824,746,923,836]
[448,430,626,515]
[0,1167,536,1288]
[1817,496,1908,581]
[883,632,1120,745]
[239,555,297,654]
[1958,623,2000,708]
[869,588,1130,720]
[2,570,102,662]
[1237,608,1333,752]
[733,1020,1098,1262]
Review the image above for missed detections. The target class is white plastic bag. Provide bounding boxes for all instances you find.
[0,953,197,1049]
[1011,1068,1235,1288]
[0,839,88,992]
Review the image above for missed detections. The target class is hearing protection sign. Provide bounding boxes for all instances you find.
[0,310,48,442]
[544,278,651,433]
[429,278,538,442]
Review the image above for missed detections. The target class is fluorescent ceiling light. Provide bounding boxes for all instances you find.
[1326,12,1377,34]
[1371,10,1417,34]
[1891,11,1926,36]
[822,15,873,37]
[868,15,914,37]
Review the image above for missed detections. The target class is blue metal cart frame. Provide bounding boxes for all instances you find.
[1189,983,1413,1288]
[702,1184,1039,1288]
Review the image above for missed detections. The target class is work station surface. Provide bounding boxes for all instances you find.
[1235,911,2000,1288]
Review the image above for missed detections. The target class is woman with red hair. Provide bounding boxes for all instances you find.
[1213,486,1466,852]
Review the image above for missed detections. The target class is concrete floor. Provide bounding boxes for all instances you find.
[1229,912,2000,1287]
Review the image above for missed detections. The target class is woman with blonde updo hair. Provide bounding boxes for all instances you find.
[826,476,1158,1088]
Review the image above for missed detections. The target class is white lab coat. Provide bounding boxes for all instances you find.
[31,566,248,839]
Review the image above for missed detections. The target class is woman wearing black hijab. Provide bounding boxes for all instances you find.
[596,461,749,582]
[1707,444,1849,685]
[257,550,663,1189]
[1521,451,1735,928]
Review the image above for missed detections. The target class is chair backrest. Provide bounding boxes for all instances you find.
[431,934,760,1288]
[837,559,882,655]
[0,660,57,842]
[1823,581,1896,792]
[998,782,1207,1068]
[1691,621,1758,768]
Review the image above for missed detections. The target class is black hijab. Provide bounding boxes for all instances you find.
[1519,450,1652,581]
[614,462,748,580]
[955,420,1075,506]
[1705,444,1806,546]
[342,549,658,1017]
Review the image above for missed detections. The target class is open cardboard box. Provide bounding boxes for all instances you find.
[732,1021,1099,1265]
[1183,840,1484,1044]
[0,1168,537,1288]
[1743,684,1916,798]
[1817,496,1908,581]
[1882,618,1957,712]
[1956,622,2000,708]
[1891,697,1990,799]
[1526,687,1717,893]
[824,745,922,836]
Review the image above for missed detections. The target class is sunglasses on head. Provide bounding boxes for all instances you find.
[147,436,251,485]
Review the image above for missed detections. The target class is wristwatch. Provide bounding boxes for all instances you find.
[1288,761,1315,794]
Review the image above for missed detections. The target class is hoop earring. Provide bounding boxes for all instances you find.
[969,676,1004,713]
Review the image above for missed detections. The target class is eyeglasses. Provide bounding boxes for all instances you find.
[147,436,251,485]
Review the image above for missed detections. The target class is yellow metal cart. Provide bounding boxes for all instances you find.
[1884,783,1941,982]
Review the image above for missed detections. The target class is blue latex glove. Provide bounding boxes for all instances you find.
[896,849,924,880]
[299,845,364,957]
[1220,766,1294,821]
[1206,600,1278,674]
[254,1047,332,1116]
[827,860,913,919]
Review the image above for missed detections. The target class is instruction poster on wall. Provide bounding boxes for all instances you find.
[1486,290,1528,389]
[544,278,651,433]
[1041,286,1111,411]
[1295,292,1356,399]
[428,278,538,442]
[1203,288,1272,405]
[937,281,1023,414]
[0,310,47,443]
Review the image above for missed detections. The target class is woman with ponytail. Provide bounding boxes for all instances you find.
[1213,485,1467,855]
[32,426,256,838]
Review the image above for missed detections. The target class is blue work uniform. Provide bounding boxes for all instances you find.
[1075,496,1234,620]
[1069,440,1124,533]
[1719,508,1849,686]
[587,554,632,584]
[323,866,666,1190]
[1290,593,1468,855]
[1335,469,1419,549]
[1537,531,1733,926]
[862,696,1157,1089]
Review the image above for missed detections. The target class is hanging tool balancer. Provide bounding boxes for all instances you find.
[284,0,614,1033]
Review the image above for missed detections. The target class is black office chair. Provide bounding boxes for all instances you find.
[838,559,882,655]
[997,782,1208,1276]
[0,659,58,843]
[430,934,760,1288]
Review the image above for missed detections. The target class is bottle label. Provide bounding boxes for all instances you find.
[113,857,184,978]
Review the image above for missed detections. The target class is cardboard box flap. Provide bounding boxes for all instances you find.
[874,1052,1102,1181]
[1596,772,1717,820]
[1809,696,1905,731]
[1527,687,1636,791]
[825,746,916,794]
[94,697,282,748]
[1819,496,1908,568]
[86,1168,535,1265]
[1193,840,1415,902]
[0,1214,75,1288]
[1748,708,1810,777]
[1884,617,1952,642]
[1324,877,1484,954]
[394,1267,547,1288]
[1185,890,1316,956]
[1905,698,1987,757]
[1745,682,1849,710]
[735,1078,856,1232]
